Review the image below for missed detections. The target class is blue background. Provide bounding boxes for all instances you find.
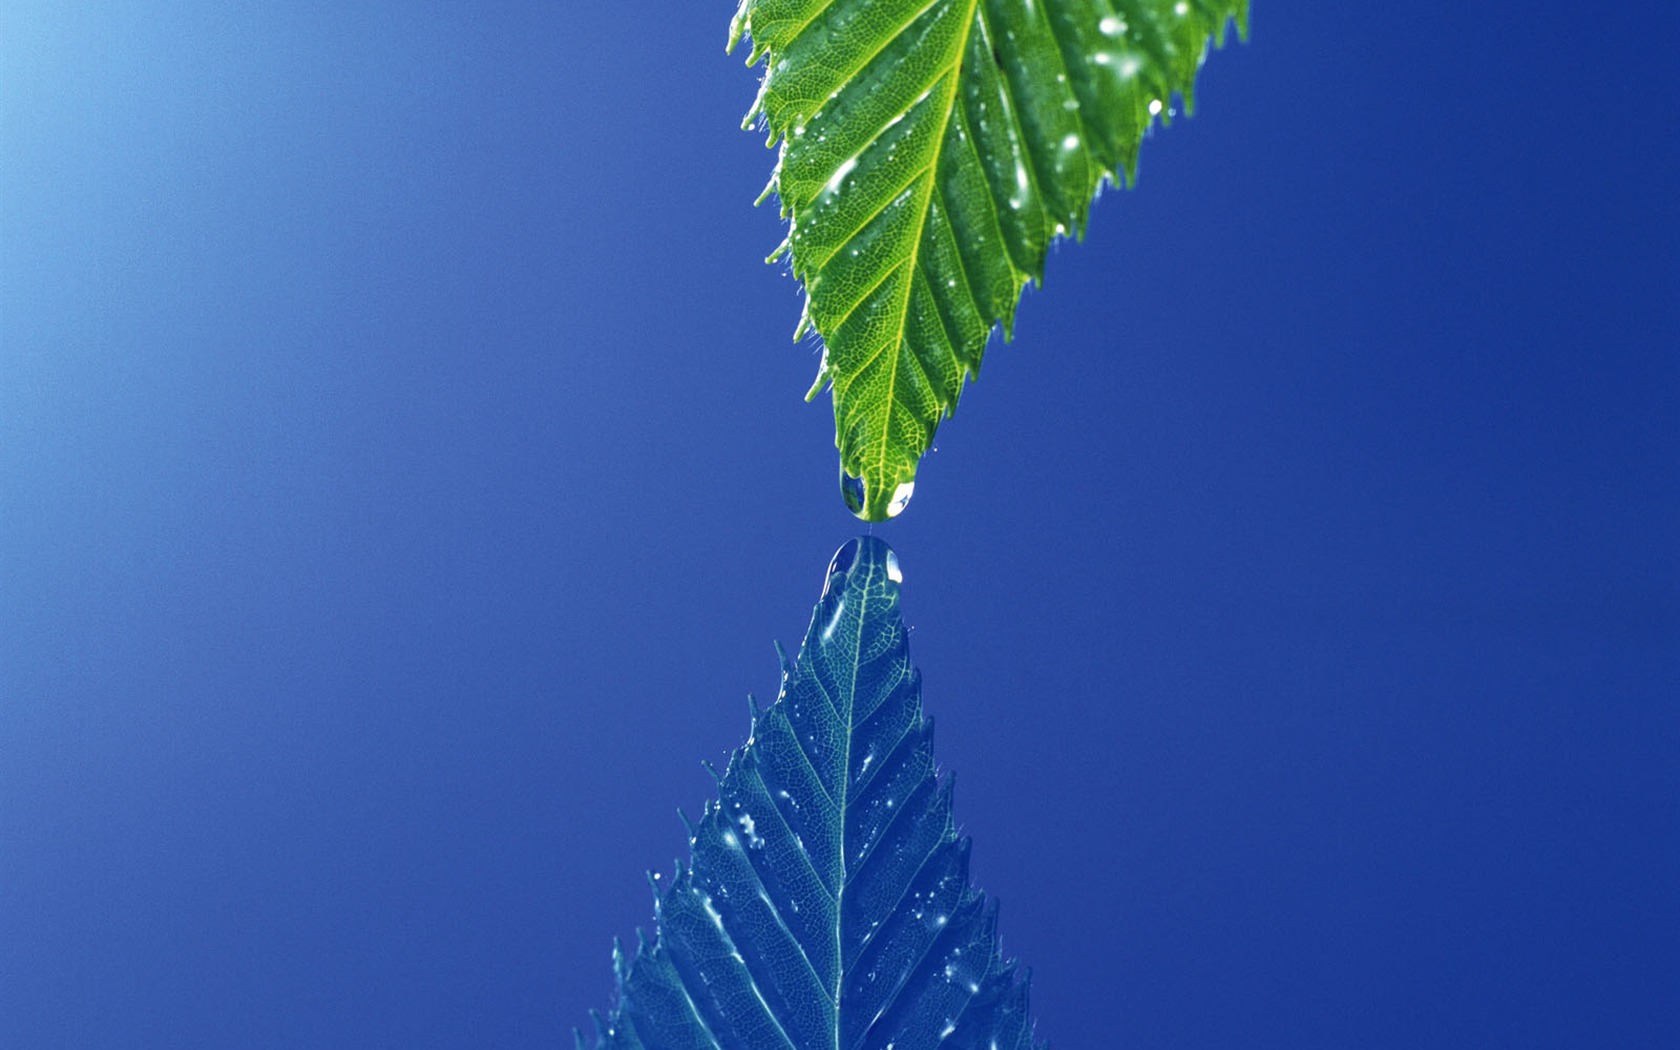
[3,2,1676,1046]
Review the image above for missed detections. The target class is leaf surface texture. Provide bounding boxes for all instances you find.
[585,537,1040,1050]
[730,0,1247,519]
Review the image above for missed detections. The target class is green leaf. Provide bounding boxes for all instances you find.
[583,538,1041,1049]
[730,0,1248,520]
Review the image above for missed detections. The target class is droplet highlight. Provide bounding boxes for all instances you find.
[885,480,914,518]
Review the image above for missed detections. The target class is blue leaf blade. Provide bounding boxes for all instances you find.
[590,538,1044,1049]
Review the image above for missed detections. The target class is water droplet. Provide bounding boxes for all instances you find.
[841,471,867,516]
[737,812,763,849]
[885,549,903,583]
[841,472,915,520]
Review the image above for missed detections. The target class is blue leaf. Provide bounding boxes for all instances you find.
[587,537,1043,1050]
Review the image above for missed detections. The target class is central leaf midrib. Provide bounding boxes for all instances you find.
[856,0,980,504]
[832,568,873,1049]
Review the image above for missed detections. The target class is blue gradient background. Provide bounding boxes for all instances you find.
[3,3,1676,1047]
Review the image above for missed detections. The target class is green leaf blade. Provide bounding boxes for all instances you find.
[735,0,1248,519]
[588,538,1041,1049]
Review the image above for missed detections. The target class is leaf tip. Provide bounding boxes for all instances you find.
[803,363,829,402]
[742,79,773,132]
[726,2,749,55]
